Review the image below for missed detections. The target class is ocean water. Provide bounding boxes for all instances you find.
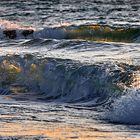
[0,0,140,139]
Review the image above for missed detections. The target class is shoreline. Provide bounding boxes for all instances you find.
[0,95,139,140]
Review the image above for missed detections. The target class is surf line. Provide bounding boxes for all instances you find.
[0,20,139,43]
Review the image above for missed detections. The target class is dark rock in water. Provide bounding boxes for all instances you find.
[22,29,34,37]
[3,30,16,39]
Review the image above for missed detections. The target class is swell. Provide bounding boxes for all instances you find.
[0,22,140,43]
[65,25,140,43]
[0,54,140,104]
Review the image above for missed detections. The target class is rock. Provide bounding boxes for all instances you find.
[22,29,34,37]
[3,30,16,39]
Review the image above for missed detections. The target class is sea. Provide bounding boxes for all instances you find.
[0,0,140,139]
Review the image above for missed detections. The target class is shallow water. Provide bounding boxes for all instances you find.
[0,0,140,139]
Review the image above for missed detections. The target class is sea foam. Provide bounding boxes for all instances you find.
[105,89,140,125]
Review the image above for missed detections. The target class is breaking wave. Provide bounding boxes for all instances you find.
[105,89,140,125]
[0,54,140,124]
[0,54,140,104]
[0,20,140,125]
[0,21,140,43]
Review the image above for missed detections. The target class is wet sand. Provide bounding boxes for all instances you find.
[0,94,139,140]
[0,120,139,140]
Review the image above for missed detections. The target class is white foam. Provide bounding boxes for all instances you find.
[33,27,66,39]
[105,89,140,124]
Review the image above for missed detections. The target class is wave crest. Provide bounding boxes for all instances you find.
[0,20,139,43]
[105,89,140,124]
[0,54,140,104]
[0,54,119,103]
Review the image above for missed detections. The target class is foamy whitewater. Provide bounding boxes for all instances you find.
[0,0,140,139]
